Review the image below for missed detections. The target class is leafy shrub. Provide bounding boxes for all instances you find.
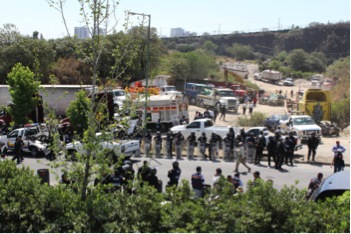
[237,112,266,126]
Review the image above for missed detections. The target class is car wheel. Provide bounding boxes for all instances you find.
[30,147,39,158]
[113,104,119,113]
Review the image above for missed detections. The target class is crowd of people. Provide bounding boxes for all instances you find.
[140,127,303,172]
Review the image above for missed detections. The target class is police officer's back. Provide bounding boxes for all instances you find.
[168,161,181,187]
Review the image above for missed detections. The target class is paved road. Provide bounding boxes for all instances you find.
[12,154,350,193]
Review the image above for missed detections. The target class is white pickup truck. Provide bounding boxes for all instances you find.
[65,132,140,161]
[279,115,321,143]
[0,123,51,157]
[170,119,240,140]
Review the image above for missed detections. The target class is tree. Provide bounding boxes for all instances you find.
[203,40,218,53]
[0,23,21,46]
[225,43,254,61]
[66,89,91,133]
[285,49,309,71]
[7,63,40,125]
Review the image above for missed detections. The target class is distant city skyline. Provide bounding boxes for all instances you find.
[0,0,349,39]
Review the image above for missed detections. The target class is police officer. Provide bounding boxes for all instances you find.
[187,131,196,160]
[165,131,173,159]
[198,132,207,160]
[209,132,221,162]
[174,131,184,160]
[255,135,265,165]
[143,130,152,157]
[154,131,163,158]
[223,133,233,161]
[246,133,256,163]
[307,132,319,161]
[275,137,286,170]
[266,136,277,168]
[284,136,295,166]
[168,161,182,187]
[228,127,236,159]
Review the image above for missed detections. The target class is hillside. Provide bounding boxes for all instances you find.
[162,22,350,60]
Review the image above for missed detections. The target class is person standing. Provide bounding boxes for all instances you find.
[138,160,151,184]
[307,132,319,161]
[223,133,233,161]
[203,109,211,119]
[253,96,257,107]
[191,166,205,198]
[284,136,295,166]
[234,135,251,173]
[167,161,181,187]
[228,127,236,160]
[266,136,277,168]
[187,131,196,160]
[242,102,247,115]
[165,131,173,159]
[12,136,24,164]
[213,108,218,123]
[154,131,163,158]
[209,132,221,162]
[143,130,152,158]
[219,105,226,121]
[331,141,346,173]
[246,133,256,163]
[290,89,294,98]
[198,132,207,160]
[174,131,184,160]
[146,167,161,191]
[248,102,254,115]
[254,135,265,165]
[275,137,286,170]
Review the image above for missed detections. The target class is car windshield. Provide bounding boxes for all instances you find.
[293,117,316,125]
[217,90,235,97]
[114,91,125,97]
[165,86,177,91]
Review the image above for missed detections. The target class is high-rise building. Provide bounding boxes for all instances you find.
[170,28,192,37]
[74,27,90,39]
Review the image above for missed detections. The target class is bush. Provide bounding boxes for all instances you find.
[237,112,266,127]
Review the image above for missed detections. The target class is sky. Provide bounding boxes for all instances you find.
[0,0,349,39]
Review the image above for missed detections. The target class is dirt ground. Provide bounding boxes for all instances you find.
[187,75,350,166]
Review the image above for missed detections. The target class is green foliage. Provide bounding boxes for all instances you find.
[225,43,254,61]
[0,161,349,233]
[66,89,91,133]
[203,40,218,53]
[6,63,40,125]
[331,97,350,128]
[160,49,217,80]
[237,112,266,126]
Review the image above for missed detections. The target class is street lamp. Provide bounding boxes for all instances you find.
[128,11,151,128]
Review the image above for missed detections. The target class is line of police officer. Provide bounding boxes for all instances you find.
[140,128,297,170]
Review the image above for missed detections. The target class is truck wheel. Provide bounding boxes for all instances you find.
[30,147,39,158]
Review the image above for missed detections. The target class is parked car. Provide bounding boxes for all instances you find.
[283,78,294,86]
[263,114,289,131]
[309,170,350,201]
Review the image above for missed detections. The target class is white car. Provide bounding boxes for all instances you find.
[0,123,51,157]
[65,132,140,161]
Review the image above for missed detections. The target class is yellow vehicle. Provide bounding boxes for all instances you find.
[298,89,331,124]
